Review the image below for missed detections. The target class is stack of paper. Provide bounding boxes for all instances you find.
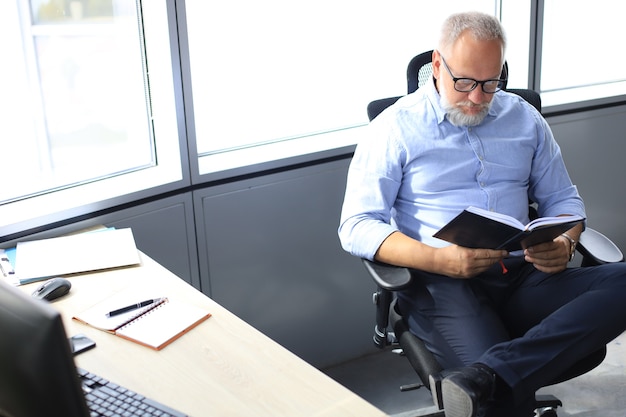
[12,228,140,285]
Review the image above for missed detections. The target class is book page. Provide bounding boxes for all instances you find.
[466,206,525,230]
[115,301,211,350]
[526,214,584,230]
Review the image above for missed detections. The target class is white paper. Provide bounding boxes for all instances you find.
[14,228,140,283]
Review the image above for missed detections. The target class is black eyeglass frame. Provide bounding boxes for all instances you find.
[439,54,507,94]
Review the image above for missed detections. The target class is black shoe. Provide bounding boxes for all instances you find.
[439,364,496,417]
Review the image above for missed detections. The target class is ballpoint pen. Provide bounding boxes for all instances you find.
[106,298,163,317]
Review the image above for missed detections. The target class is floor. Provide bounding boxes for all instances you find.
[323,332,626,417]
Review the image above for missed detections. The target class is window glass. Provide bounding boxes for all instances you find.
[541,0,626,106]
[1,0,153,204]
[185,0,497,176]
[499,0,531,89]
[0,0,183,237]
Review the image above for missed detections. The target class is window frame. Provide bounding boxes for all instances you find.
[0,0,189,239]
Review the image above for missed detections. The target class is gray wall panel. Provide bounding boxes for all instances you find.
[2,194,199,288]
[194,159,377,368]
[547,105,626,251]
[107,194,199,288]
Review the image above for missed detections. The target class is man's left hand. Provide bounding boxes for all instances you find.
[524,236,572,273]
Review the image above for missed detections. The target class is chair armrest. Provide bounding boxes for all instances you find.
[362,259,413,290]
[363,259,412,348]
[577,228,624,266]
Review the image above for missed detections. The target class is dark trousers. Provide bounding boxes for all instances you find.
[397,258,626,415]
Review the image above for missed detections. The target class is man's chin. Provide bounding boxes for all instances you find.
[447,110,487,127]
[440,94,490,127]
[462,107,484,116]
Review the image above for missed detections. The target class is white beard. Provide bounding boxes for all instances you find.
[440,88,492,127]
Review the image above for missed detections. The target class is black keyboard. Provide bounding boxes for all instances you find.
[78,368,188,417]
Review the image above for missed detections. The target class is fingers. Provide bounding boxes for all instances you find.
[524,240,569,272]
[472,249,508,262]
[453,248,508,278]
[441,246,509,279]
[525,239,568,261]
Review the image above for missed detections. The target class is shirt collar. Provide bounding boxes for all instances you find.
[424,77,447,124]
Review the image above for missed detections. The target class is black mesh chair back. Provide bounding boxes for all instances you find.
[407,50,435,93]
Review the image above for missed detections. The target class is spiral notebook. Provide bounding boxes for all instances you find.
[73,293,211,350]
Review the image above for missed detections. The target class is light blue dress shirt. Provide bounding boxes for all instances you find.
[338,78,585,261]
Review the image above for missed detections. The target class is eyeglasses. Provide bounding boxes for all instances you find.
[439,54,506,94]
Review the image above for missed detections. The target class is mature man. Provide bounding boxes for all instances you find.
[338,11,626,417]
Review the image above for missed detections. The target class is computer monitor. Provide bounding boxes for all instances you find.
[0,280,90,417]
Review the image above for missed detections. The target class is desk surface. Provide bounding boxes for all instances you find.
[20,253,386,417]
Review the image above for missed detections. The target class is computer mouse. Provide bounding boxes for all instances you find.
[31,277,71,301]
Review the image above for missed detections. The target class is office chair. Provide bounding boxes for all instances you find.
[363,51,625,417]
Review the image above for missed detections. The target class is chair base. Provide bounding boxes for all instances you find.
[534,394,562,416]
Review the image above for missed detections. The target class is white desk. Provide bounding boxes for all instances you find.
[21,252,386,417]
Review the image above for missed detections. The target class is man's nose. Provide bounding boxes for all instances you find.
[468,87,489,104]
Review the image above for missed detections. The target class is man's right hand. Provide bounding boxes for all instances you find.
[375,231,507,279]
[434,245,508,279]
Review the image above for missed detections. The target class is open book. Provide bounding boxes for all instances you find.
[433,206,584,251]
[73,291,211,350]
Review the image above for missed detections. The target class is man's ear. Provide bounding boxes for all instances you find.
[431,49,441,79]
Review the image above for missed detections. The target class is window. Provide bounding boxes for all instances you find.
[2,0,153,203]
[183,0,498,178]
[539,0,626,107]
[0,0,184,237]
[3,0,623,239]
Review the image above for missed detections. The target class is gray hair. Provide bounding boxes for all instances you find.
[438,12,506,56]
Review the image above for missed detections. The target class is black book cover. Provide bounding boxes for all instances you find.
[433,208,584,251]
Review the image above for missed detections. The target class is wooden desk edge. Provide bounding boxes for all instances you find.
[18,252,387,417]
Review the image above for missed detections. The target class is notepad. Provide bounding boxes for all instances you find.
[116,300,210,350]
[14,228,140,284]
[73,291,211,350]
